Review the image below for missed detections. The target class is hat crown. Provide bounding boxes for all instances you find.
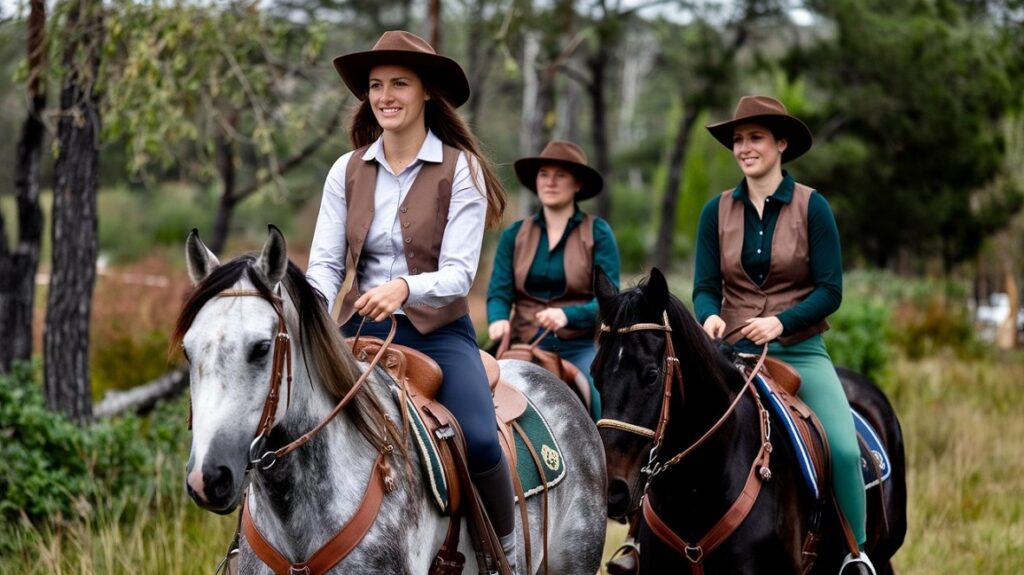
[538,140,589,166]
[371,31,437,56]
[732,95,789,121]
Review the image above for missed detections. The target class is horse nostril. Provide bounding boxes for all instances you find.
[607,478,632,519]
[206,465,235,504]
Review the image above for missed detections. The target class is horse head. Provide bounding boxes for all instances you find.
[176,226,293,513]
[593,267,674,519]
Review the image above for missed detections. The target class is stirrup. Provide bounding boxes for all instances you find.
[840,552,877,575]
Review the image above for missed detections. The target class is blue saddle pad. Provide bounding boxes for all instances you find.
[754,375,891,500]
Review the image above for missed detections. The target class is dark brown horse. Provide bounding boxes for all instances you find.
[593,268,906,574]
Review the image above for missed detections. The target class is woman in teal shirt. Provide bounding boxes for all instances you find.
[487,141,620,420]
[693,96,874,574]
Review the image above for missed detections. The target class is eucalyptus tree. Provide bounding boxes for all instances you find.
[103,0,342,254]
[44,0,103,421]
[0,0,45,374]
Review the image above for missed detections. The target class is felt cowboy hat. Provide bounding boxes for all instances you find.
[514,140,604,201]
[706,95,813,163]
[332,30,471,108]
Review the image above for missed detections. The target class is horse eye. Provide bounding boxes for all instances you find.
[645,367,661,385]
[248,340,272,363]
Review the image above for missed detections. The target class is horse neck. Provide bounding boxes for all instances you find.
[247,322,391,557]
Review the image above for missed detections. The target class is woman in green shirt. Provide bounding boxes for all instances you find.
[693,96,874,574]
[486,141,620,421]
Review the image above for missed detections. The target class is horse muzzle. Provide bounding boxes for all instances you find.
[186,460,243,514]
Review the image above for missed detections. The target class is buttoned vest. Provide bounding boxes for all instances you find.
[337,144,467,334]
[718,183,829,345]
[510,214,595,342]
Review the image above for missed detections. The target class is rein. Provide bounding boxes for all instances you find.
[596,312,774,573]
[205,288,398,575]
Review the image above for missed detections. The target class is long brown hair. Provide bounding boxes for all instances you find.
[347,84,507,228]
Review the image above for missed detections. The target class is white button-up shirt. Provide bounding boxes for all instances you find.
[306,130,487,314]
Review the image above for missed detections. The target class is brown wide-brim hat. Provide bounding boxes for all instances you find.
[514,140,604,201]
[332,30,470,108]
[706,95,813,163]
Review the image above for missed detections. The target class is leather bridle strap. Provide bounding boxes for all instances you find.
[242,454,389,575]
[641,385,773,574]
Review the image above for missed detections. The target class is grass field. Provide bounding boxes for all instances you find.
[2,352,1021,574]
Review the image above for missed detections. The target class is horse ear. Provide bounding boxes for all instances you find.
[644,267,669,312]
[594,266,618,309]
[257,224,288,288]
[186,228,220,285]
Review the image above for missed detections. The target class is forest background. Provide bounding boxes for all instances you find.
[0,0,1022,573]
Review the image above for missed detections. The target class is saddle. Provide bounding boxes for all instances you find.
[495,328,592,412]
[736,355,889,570]
[349,337,553,575]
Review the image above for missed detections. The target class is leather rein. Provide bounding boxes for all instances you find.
[205,289,398,575]
[595,312,774,573]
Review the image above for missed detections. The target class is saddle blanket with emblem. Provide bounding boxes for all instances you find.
[397,388,566,513]
[753,375,892,500]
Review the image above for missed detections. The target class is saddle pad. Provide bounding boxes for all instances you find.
[852,410,892,488]
[754,375,892,499]
[754,374,822,500]
[395,388,566,513]
[512,395,567,501]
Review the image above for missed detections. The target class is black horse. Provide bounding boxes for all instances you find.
[593,268,906,574]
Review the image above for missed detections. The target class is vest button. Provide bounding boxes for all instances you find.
[405,237,412,243]
[411,268,419,274]
[409,253,415,258]
[403,221,409,228]
[400,207,408,213]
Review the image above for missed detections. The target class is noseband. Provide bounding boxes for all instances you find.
[595,311,774,573]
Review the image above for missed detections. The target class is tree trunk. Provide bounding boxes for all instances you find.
[652,108,700,272]
[44,0,103,422]
[209,131,237,255]
[996,234,1019,350]
[588,44,612,220]
[427,0,442,51]
[0,0,46,374]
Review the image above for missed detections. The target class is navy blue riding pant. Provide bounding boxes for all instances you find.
[342,314,502,472]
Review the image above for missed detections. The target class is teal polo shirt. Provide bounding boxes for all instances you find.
[487,208,620,331]
[693,172,843,340]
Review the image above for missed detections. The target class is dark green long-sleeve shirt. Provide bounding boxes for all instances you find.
[487,208,620,330]
[693,172,842,338]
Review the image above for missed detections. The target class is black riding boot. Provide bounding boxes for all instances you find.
[472,454,518,574]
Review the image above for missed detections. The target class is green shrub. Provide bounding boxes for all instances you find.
[0,363,189,551]
[91,330,174,398]
[825,291,891,383]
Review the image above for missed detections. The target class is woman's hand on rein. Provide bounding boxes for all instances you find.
[703,315,726,340]
[535,308,568,331]
[740,316,783,346]
[354,279,410,322]
[488,320,510,341]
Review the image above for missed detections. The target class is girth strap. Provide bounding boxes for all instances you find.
[242,455,388,575]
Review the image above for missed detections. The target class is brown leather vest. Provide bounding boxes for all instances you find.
[510,213,595,342]
[718,183,829,345]
[337,144,468,334]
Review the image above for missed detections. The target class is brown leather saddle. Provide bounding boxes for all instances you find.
[348,337,549,575]
[495,329,592,412]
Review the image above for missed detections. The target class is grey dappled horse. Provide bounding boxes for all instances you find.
[176,227,606,574]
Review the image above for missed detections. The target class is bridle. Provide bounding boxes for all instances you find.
[595,311,774,573]
[193,287,398,575]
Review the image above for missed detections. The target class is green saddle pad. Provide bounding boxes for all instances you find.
[394,387,566,514]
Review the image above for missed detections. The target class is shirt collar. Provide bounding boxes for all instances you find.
[532,206,585,224]
[731,170,796,204]
[362,129,444,165]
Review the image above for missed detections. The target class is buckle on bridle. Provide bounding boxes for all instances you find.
[289,566,311,575]
[684,545,704,563]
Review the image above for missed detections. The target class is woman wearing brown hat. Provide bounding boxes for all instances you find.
[305,31,518,569]
[693,96,874,574]
[486,140,621,421]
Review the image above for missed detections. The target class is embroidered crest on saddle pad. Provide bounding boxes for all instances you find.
[395,388,566,513]
[753,375,892,500]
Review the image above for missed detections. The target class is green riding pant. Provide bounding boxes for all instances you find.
[767,335,866,547]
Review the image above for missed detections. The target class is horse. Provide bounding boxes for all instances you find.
[174,226,607,574]
[592,268,906,574]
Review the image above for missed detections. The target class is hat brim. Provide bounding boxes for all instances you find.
[706,114,813,163]
[332,50,471,108]
[514,157,604,201]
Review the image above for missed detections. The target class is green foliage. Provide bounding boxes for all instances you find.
[607,184,651,272]
[824,289,891,383]
[91,330,172,398]
[0,363,188,551]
